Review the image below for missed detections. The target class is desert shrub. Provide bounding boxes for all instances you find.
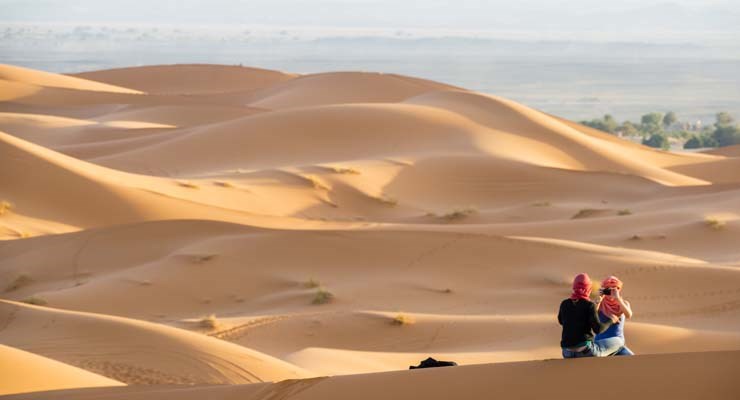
[331,166,360,175]
[176,180,199,189]
[392,313,414,325]
[199,314,220,329]
[0,201,12,215]
[571,209,600,219]
[617,209,632,216]
[440,207,477,220]
[312,288,334,304]
[532,201,551,207]
[214,181,235,188]
[21,297,47,306]
[704,217,726,230]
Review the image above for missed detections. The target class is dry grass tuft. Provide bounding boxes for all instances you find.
[704,217,726,230]
[199,314,220,329]
[571,208,601,219]
[21,297,47,306]
[0,200,13,215]
[617,209,632,216]
[440,207,477,220]
[330,166,361,175]
[392,313,415,326]
[176,180,199,189]
[214,181,235,188]
[312,288,334,305]
[532,201,551,207]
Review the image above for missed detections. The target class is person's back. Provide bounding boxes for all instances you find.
[558,273,624,358]
[558,298,601,348]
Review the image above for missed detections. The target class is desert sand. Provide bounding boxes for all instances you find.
[1,63,739,398]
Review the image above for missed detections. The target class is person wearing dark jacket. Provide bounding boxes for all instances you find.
[558,273,625,358]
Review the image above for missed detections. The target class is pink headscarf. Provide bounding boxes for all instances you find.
[570,273,592,301]
[599,276,623,318]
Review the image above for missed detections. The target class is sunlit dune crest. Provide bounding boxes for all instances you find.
[1,64,739,398]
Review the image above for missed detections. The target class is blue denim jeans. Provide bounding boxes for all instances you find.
[614,346,634,356]
[562,337,625,358]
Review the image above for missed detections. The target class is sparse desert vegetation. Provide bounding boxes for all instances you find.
[312,288,334,304]
[330,166,360,175]
[199,314,220,329]
[571,208,601,219]
[21,297,47,306]
[0,200,13,215]
[392,313,414,325]
[176,180,199,189]
[704,217,726,230]
[3,58,740,398]
[440,207,477,220]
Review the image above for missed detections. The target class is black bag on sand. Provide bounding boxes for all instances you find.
[409,357,458,369]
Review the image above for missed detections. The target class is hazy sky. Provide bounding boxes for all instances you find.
[2,0,739,42]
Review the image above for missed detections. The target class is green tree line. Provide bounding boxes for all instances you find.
[580,111,740,150]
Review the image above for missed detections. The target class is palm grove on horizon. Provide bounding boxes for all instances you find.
[581,111,740,150]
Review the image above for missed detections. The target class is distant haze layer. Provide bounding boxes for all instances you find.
[2,22,739,123]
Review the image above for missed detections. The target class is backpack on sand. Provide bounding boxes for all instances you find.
[409,357,458,369]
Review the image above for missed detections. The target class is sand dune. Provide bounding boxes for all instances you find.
[71,64,297,95]
[0,344,124,396]
[0,300,308,385]
[247,71,459,109]
[0,64,141,94]
[1,63,739,398]
[9,351,740,400]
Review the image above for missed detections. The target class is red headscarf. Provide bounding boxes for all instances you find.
[598,276,623,318]
[570,273,592,301]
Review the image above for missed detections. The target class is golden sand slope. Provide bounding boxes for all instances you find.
[9,351,740,400]
[71,64,297,95]
[0,300,308,385]
[0,64,141,94]
[0,344,123,396]
[1,64,739,397]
